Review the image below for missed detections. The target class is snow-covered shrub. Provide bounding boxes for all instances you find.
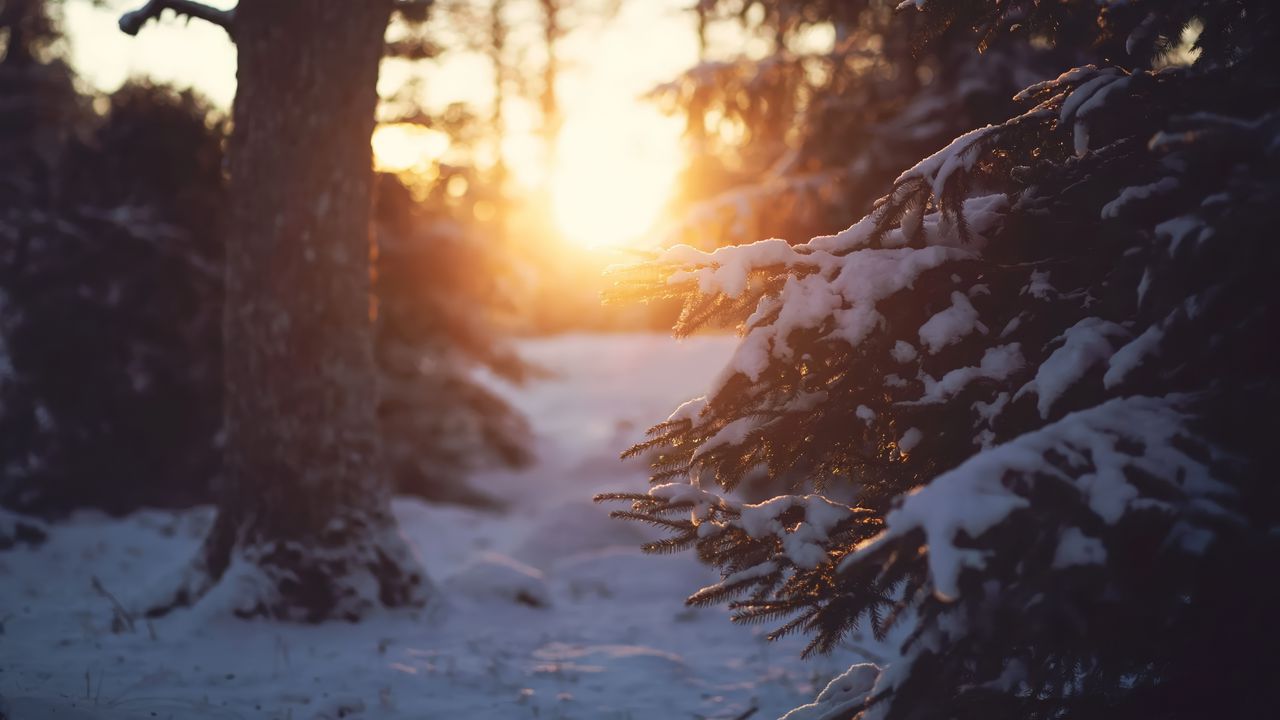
[602,1,1280,718]
[444,551,551,608]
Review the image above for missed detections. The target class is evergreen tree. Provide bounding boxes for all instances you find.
[0,81,225,516]
[0,0,82,545]
[0,4,223,518]
[602,1,1280,717]
[653,0,1096,251]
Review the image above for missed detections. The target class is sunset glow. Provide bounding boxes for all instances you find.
[372,124,450,173]
[549,104,684,249]
[372,93,685,250]
[69,0,698,254]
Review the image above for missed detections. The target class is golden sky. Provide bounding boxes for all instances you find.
[64,0,709,249]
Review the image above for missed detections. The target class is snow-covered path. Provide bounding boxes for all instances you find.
[0,334,857,720]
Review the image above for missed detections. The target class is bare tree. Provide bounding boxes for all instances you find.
[121,0,431,621]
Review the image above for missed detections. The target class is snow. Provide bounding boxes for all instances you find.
[664,238,797,298]
[1013,66,1100,104]
[1104,324,1164,389]
[1017,317,1129,418]
[1024,271,1054,300]
[708,242,980,396]
[704,560,780,592]
[0,334,860,720]
[739,496,799,538]
[1100,177,1179,219]
[680,195,1006,398]
[890,341,917,363]
[918,292,986,354]
[898,428,923,454]
[660,191,1010,390]
[1053,528,1107,568]
[695,416,762,457]
[808,212,880,252]
[736,495,855,570]
[893,124,996,200]
[1073,122,1090,158]
[666,395,708,423]
[444,552,552,608]
[1155,215,1211,255]
[841,396,1234,601]
[1057,69,1130,157]
[917,343,1025,403]
[779,663,879,720]
[855,405,876,424]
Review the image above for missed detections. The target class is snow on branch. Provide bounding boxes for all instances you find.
[780,663,880,720]
[840,395,1238,601]
[119,0,236,38]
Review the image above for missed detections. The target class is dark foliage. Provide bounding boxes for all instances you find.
[0,80,225,515]
[603,2,1280,718]
[0,18,531,516]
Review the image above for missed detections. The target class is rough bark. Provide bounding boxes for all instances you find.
[148,0,430,621]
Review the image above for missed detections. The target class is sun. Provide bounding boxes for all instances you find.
[549,104,684,250]
[372,99,684,252]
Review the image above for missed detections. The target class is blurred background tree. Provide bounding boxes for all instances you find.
[0,0,536,520]
[651,0,1098,251]
[1,0,224,515]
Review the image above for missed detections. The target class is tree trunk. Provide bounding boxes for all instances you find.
[538,0,562,161]
[148,0,430,621]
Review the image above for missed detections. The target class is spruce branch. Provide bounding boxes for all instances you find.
[118,0,236,38]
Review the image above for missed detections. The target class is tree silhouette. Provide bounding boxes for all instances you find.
[123,0,430,621]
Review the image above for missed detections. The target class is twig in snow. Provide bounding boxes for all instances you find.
[90,576,135,634]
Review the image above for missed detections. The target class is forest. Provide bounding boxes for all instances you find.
[1,0,1276,718]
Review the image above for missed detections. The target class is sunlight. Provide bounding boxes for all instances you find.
[372,123,451,173]
[550,103,685,249]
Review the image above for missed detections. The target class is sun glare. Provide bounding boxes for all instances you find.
[372,124,450,173]
[550,105,684,250]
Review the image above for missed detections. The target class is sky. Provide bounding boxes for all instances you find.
[61,0,709,248]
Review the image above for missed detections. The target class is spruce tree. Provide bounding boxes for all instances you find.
[654,0,1096,251]
[602,1,1280,717]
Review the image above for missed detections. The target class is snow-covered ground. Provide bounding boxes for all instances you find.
[0,334,860,720]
